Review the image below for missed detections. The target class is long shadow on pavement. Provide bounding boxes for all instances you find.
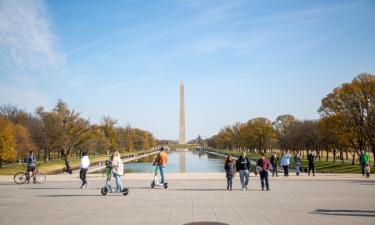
[38,194,125,197]
[312,209,375,217]
[348,180,375,185]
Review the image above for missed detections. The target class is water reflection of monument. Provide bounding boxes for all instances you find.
[179,152,186,172]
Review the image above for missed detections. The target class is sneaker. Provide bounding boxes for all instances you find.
[266,188,270,191]
[242,188,245,191]
[80,186,84,189]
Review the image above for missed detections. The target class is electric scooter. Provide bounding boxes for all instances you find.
[150,166,168,189]
[100,160,129,196]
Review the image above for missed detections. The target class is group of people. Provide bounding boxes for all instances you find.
[24,147,371,193]
[224,151,271,191]
[223,150,321,191]
[269,150,316,177]
[79,151,126,191]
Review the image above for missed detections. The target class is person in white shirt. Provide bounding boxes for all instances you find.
[80,152,90,188]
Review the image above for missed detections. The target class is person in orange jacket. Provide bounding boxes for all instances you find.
[153,147,168,184]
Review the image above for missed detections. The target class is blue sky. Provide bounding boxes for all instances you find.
[0,0,374,140]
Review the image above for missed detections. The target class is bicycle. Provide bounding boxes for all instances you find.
[14,166,46,184]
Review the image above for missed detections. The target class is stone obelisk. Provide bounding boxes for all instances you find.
[179,81,186,144]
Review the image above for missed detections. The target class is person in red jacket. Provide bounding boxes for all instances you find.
[257,153,271,191]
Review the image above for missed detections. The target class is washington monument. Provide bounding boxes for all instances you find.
[179,82,186,144]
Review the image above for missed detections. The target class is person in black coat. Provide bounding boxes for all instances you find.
[236,151,251,190]
[224,154,236,191]
[270,153,279,177]
[307,150,315,176]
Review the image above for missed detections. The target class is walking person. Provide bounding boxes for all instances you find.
[224,154,236,191]
[295,153,302,176]
[64,153,72,174]
[112,151,125,192]
[79,152,90,189]
[153,147,168,184]
[270,153,279,177]
[257,153,271,191]
[236,151,250,190]
[359,150,370,177]
[307,150,315,176]
[280,151,291,177]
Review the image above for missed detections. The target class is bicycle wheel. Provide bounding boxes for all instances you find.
[14,172,27,185]
[35,171,46,184]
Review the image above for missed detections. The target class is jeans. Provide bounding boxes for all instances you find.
[80,168,88,186]
[239,170,249,188]
[295,165,300,176]
[113,173,123,192]
[260,170,269,190]
[283,165,289,176]
[271,164,278,177]
[159,166,166,184]
[226,177,233,190]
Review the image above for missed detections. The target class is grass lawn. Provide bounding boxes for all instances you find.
[0,150,155,176]
[206,148,362,174]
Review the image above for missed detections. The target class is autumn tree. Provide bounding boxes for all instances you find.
[0,116,17,167]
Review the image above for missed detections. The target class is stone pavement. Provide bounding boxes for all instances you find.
[0,173,374,225]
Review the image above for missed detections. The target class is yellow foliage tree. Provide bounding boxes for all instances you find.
[0,117,17,167]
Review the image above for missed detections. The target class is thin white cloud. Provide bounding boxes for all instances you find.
[65,13,176,56]
[0,0,63,73]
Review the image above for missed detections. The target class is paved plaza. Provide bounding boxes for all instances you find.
[0,173,374,225]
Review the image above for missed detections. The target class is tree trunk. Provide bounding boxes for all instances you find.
[345,148,348,160]
[333,149,336,163]
[351,150,356,165]
[326,149,329,161]
[0,160,2,168]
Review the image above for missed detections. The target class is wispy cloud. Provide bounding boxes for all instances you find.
[0,0,63,73]
[65,13,176,56]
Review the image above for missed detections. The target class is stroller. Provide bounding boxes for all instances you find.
[150,166,168,189]
[101,159,128,196]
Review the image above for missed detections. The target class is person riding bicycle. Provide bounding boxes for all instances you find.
[26,151,37,184]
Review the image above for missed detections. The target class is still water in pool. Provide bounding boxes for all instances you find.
[124,149,225,173]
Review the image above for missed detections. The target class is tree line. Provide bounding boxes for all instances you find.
[206,74,375,166]
[0,99,156,167]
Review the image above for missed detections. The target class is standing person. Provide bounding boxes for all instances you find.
[359,150,370,177]
[26,151,37,184]
[307,151,315,176]
[153,147,168,184]
[257,153,271,191]
[270,153,279,177]
[280,151,291,177]
[64,153,72,174]
[295,153,302,176]
[236,151,250,190]
[79,152,90,189]
[112,151,125,192]
[224,154,236,191]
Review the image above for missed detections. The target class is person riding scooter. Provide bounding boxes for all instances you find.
[151,147,168,188]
